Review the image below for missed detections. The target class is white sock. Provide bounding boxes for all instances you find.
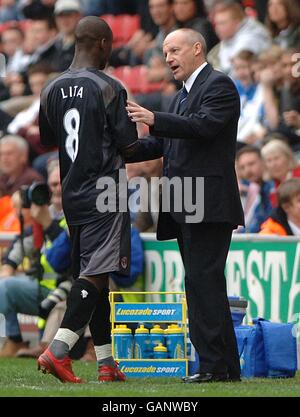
[54,328,79,350]
[94,344,114,367]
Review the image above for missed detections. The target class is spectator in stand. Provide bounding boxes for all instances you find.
[274,48,300,155]
[0,162,67,358]
[31,0,82,73]
[0,191,31,233]
[0,0,22,23]
[1,26,29,74]
[236,145,273,232]
[260,178,300,236]
[49,0,82,72]
[208,0,271,74]
[27,17,57,69]
[261,139,300,206]
[232,49,287,146]
[5,64,52,137]
[266,0,300,49]
[110,0,176,70]
[0,135,43,197]
[258,45,284,92]
[174,0,219,52]
[0,72,27,102]
[144,0,178,66]
[232,50,265,145]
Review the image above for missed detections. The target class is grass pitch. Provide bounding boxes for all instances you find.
[0,358,299,397]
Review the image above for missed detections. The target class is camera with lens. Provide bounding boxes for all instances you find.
[20,182,51,208]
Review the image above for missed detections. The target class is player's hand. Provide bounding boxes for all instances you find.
[126,101,155,126]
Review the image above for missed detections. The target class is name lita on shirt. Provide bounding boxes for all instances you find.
[61,86,84,99]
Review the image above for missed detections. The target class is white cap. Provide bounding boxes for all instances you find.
[54,0,81,15]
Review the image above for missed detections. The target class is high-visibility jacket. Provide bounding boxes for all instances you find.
[39,218,68,290]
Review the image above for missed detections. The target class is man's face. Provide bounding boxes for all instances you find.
[163,31,202,81]
[0,143,27,176]
[149,0,174,27]
[282,52,297,83]
[29,72,48,97]
[268,0,287,24]
[55,12,81,36]
[48,167,62,206]
[214,11,240,41]
[233,58,253,85]
[173,0,197,23]
[237,152,264,183]
[31,20,55,47]
[2,29,23,56]
[263,151,290,181]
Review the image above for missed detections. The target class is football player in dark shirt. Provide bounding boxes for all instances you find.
[37,16,139,383]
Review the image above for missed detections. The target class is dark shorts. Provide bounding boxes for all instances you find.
[69,212,131,279]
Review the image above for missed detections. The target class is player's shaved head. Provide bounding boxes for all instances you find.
[71,17,113,70]
[75,16,113,44]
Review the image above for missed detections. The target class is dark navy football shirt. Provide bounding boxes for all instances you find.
[39,68,138,225]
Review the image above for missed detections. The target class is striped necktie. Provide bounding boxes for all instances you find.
[178,86,188,112]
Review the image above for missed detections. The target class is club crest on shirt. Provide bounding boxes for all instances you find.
[81,290,88,299]
[120,257,128,269]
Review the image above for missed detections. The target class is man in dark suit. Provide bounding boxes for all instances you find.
[126,28,244,383]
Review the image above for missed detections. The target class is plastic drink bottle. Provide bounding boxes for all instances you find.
[133,324,151,358]
[153,343,168,359]
[112,325,133,359]
[164,324,185,359]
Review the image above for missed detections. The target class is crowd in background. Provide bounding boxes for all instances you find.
[0,0,300,237]
[1,0,300,360]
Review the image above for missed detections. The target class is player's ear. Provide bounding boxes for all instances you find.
[101,38,108,50]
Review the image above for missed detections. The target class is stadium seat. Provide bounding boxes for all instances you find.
[0,19,32,34]
[0,20,19,34]
[100,14,140,48]
[111,65,163,95]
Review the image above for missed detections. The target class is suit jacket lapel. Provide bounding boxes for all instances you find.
[178,63,213,116]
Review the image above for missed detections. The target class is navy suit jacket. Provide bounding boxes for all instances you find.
[127,64,244,240]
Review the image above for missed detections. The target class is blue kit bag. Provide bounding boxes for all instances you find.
[235,318,297,378]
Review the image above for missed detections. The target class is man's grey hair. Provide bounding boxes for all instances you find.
[0,135,29,153]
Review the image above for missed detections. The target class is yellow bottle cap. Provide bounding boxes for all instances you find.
[112,324,132,334]
[150,325,164,334]
[164,324,183,334]
[154,343,168,352]
[135,324,149,334]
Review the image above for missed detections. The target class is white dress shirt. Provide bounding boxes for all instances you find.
[184,62,208,93]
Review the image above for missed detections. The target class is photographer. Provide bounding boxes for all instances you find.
[0,161,69,357]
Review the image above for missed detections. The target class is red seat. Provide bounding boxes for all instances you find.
[0,20,18,34]
[0,19,32,34]
[100,15,140,48]
[111,65,163,95]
